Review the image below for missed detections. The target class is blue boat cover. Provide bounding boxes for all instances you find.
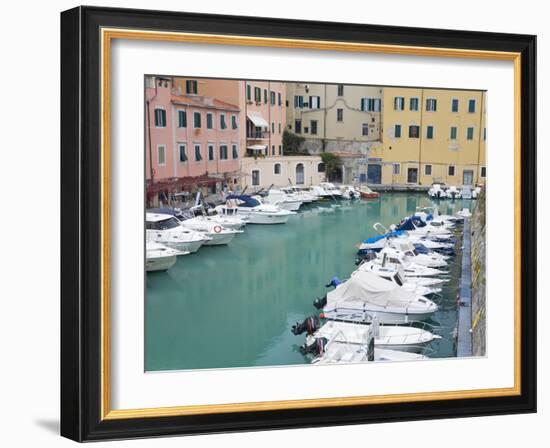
[362,230,405,244]
[225,194,261,207]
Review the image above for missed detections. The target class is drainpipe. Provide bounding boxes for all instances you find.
[146,99,155,183]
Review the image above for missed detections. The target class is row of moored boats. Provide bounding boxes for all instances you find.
[291,206,471,365]
[146,183,379,272]
[428,183,482,200]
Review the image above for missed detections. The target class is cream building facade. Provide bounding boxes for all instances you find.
[372,87,487,186]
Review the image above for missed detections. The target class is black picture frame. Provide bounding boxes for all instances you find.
[61,6,536,442]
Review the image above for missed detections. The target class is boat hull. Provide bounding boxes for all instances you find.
[203,231,239,246]
[146,254,177,272]
[322,309,437,325]
[245,213,292,224]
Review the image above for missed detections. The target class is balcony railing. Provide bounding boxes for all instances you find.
[246,130,269,139]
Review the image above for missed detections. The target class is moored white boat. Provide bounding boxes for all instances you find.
[146,242,185,272]
[218,195,295,224]
[179,217,242,246]
[146,213,210,253]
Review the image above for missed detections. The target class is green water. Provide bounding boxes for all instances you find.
[145,193,473,371]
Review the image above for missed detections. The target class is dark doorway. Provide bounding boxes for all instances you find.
[407,168,418,183]
[367,164,382,184]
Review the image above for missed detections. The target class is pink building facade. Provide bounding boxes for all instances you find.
[145,76,241,203]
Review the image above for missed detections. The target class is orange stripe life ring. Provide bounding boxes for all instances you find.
[213,225,223,234]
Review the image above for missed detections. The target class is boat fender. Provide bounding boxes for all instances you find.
[313,295,328,310]
[213,225,222,233]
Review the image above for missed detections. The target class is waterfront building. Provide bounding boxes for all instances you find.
[173,77,321,188]
[145,76,242,205]
[374,87,487,187]
[286,83,383,184]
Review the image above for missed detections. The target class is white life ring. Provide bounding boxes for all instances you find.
[213,225,222,234]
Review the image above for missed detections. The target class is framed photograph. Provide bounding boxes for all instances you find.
[60,6,536,442]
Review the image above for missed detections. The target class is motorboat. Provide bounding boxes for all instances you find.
[287,186,318,203]
[179,217,242,246]
[391,217,454,239]
[428,183,447,199]
[257,189,303,211]
[414,206,462,225]
[146,242,185,272]
[151,206,248,231]
[300,320,440,354]
[218,195,295,224]
[357,251,448,278]
[446,185,462,199]
[387,240,449,268]
[461,186,473,199]
[305,339,428,364]
[339,185,360,200]
[313,270,438,324]
[358,185,380,199]
[320,182,344,200]
[472,185,482,199]
[456,208,472,218]
[145,213,210,253]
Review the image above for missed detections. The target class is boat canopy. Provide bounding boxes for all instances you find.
[395,217,426,231]
[326,270,418,309]
[362,230,405,244]
[225,194,261,207]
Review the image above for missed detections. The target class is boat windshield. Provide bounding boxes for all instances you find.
[393,273,404,286]
[146,217,181,230]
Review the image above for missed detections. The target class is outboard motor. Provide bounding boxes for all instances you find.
[299,337,328,356]
[324,276,342,289]
[291,315,321,336]
[313,295,328,310]
[356,249,377,262]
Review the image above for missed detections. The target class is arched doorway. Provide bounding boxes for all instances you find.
[296,163,305,184]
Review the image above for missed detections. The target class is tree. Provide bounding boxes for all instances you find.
[320,152,342,180]
[282,130,306,155]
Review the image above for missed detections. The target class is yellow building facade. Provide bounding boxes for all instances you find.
[375,87,487,187]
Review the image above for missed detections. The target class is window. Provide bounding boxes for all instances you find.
[317,162,326,173]
[304,126,309,134]
[206,113,213,129]
[272,122,275,133]
[450,126,458,140]
[220,114,227,130]
[409,125,420,138]
[278,123,282,134]
[425,164,432,175]
[480,166,486,178]
[294,95,304,108]
[451,98,459,113]
[254,87,261,102]
[232,144,239,159]
[467,127,475,140]
[270,91,276,105]
[193,112,201,128]
[278,145,282,155]
[309,96,321,109]
[394,124,402,138]
[178,144,187,162]
[394,96,405,111]
[426,125,434,139]
[177,110,187,128]
[311,120,318,135]
[295,119,302,133]
[154,108,166,127]
[448,165,456,176]
[208,144,214,161]
[409,97,419,111]
[361,98,381,112]
[252,170,260,186]
[194,145,202,161]
[263,89,268,104]
[337,108,344,122]
[246,84,251,101]
[271,145,275,155]
[468,99,476,113]
[219,145,228,160]
[392,163,401,175]
[231,115,238,129]
[157,145,166,165]
[362,123,369,136]
[278,92,282,106]
[274,163,281,174]
[426,98,437,111]
[337,84,344,96]
[483,127,487,141]
[185,80,197,94]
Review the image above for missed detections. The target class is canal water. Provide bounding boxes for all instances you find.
[145,193,474,371]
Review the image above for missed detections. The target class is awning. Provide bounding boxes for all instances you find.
[247,111,269,128]
[247,145,267,152]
